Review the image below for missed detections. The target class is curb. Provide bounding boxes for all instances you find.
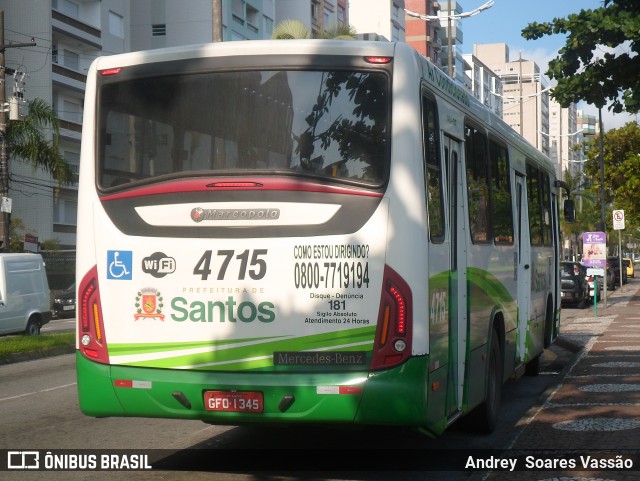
[553,336,583,354]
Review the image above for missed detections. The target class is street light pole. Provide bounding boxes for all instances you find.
[598,107,608,306]
[598,108,606,232]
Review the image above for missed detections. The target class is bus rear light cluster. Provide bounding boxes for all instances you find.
[371,265,413,370]
[99,67,122,76]
[78,266,110,364]
[364,56,392,64]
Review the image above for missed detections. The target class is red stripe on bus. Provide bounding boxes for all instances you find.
[338,385,364,395]
[100,178,383,201]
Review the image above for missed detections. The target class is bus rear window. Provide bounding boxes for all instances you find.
[98,69,389,189]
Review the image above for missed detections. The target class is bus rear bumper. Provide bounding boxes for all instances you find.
[76,352,430,426]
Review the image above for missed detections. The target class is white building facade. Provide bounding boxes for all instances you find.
[0,0,131,250]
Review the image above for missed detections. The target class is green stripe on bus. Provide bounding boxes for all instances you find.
[108,325,377,370]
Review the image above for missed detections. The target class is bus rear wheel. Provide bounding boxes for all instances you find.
[467,329,502,433]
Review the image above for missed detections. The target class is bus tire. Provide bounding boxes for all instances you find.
[25,317,41,336]
[467,329,502,433]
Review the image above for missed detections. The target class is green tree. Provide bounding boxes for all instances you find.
[272,19,357,40]
[560,168,597,257]
[583,122,640,228]
[6,98,74,184]
[522,0,640,113]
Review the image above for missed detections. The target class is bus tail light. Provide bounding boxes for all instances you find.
[371,265,413,370]
[78,266,110,364]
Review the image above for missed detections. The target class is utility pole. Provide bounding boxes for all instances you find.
[0,10,8,252]
[0,9,36,252]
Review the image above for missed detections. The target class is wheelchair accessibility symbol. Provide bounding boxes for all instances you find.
[107,250,133,280]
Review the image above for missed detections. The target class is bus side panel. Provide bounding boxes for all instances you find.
[76,354,125,416]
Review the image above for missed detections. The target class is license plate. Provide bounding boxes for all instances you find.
[204,390,263,413]
[63,305,75,311]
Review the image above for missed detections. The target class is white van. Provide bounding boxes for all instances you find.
[0,253,51,335]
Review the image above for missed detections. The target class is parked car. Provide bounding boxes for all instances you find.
[607,256,628,286]
[585,266,615,299]
[561,261,590,308]
[623,258,634,278]
[585,271,601,299]
[53,282,76,318]
[0,253,51,335]
[605,266,616,291]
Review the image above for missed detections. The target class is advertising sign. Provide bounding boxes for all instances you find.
[582,231,606,268]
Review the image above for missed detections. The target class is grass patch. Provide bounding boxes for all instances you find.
[0,332,75,357]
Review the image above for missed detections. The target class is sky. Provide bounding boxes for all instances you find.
[459,0,637,130]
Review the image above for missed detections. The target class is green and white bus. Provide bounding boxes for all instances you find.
[76,40,563,436]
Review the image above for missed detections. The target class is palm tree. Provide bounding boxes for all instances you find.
[271,19,357,40]
[271,19,310,39]
[1,98,74,251]
[5,98,74,185]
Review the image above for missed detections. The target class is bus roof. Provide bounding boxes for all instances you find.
[93,39,398,71]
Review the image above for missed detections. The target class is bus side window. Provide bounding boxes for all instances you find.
[526,163,543,246]
[465,125,490,243]
[540,171,553,246]
[489,140,514,244]
[422,96,444,242]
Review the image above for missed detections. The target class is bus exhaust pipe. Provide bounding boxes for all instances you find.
[172,391,192,410]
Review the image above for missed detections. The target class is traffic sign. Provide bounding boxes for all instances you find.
[613,210,625,230]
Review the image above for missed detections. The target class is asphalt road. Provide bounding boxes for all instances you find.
[5,279,639,481]
[0,341,574,481]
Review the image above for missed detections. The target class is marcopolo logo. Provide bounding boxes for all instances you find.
[190,207,280,223]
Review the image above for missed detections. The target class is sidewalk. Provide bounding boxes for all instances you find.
[558,279,640,352]
[485,278,640,480]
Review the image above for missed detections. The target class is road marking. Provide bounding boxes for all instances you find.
[553,418,640,431]
[0,382,77,402]
[579,383,640,392]
[539,478,618,481]
[591,361,640,368]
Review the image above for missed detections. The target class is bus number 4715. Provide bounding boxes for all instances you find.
[193,249,267,281]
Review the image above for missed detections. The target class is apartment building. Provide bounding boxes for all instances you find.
[0,0,131,250]
[462,53,502,117]
[549,99,581,181]
[405,0,441,66]
[349,0,405,42]
[275,0,348,36]
[474,43,550,157]
[130,0,276,47]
